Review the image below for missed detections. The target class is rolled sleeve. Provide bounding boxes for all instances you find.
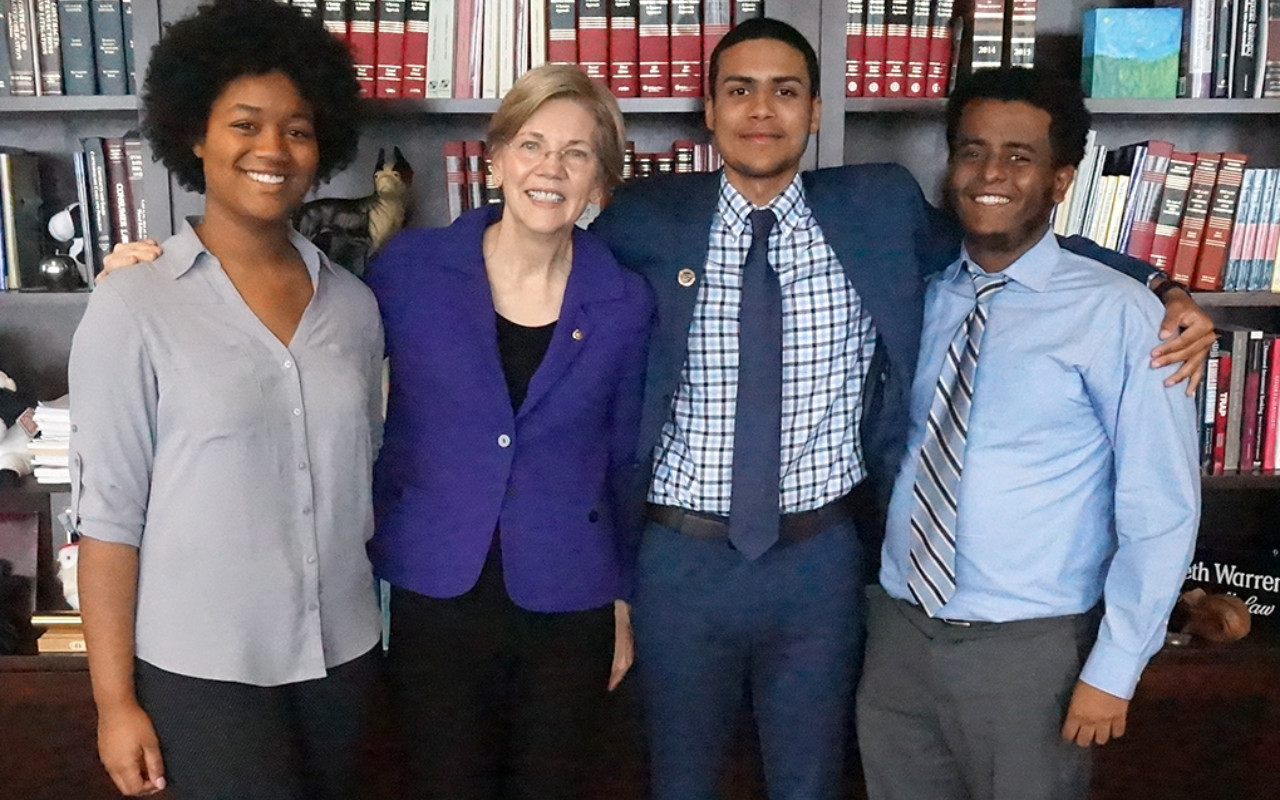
[69,281,158,548]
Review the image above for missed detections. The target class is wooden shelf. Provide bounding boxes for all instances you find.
[1192,291,1280,307]
[1202,473,1280,490]
[0,653,87,673]
[843,98,1280,115]
[368,97,705,116]
[0,96,138,113]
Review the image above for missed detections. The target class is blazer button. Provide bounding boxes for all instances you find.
[588,510,599,523]
[677,268,697,287]
[498,434,511,448]
[572,328,584,340]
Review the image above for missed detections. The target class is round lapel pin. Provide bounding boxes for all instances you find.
[677,268,697,288]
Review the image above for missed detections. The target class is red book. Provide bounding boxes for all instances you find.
[1212,348,1232,475]
[845,0,866,97]
[670,0,702,96]
[883,0,909,96]
[374,0,406,97]
[924,0,955,97]
[548,0,578,65]
[444,140,466,221]
[1148,151,1196,272]
[1122,140,1175,263]
[703,0,731,81]
[578,0,609,83]
[639,0,671,97]
[1170,151,1221,286]
[674,139,695,173]
[348,0,378,96]
[401,0,429,97]
[1263,338,1280,472]
[610,0,641,97]
[863,0,886,96]
[102,136,135,245]
[1192,151,1248,291]
[463,140,485,212]
[904,0,931,96]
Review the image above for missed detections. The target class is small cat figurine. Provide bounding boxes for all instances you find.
[295,147,414,278]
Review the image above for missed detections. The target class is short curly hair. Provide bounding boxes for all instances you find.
[141,0,362,193]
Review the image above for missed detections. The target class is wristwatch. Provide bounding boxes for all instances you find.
[1149,269,1189,302]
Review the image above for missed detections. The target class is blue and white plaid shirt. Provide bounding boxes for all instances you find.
[648,173,878,515]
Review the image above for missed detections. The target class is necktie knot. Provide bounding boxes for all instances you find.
[967,265,1009,306]
[749,209,776,248]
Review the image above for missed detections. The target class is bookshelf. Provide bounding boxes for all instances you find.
[2,0,1279,797]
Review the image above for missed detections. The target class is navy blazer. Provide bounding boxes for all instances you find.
[366,206,655,612]
[591,165,954,557]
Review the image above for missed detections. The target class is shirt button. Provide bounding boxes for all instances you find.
[498,434,511,448]
[298,461,308,470]
[306,555,317,564]
[302,506,312,515]
[308,603,318,612]
[293,408,302,416]
[283,360,293,369]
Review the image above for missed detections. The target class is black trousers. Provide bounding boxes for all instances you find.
[133,647,380,800]
[387,543,615,800]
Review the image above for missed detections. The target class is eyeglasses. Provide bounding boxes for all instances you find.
[509,137,597,172]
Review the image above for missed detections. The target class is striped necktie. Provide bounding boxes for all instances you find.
[907,265,1008,616]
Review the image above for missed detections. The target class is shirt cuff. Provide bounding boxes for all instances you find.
[1079,637,1149,700]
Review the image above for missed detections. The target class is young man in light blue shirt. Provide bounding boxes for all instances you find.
[856,67,1201,800]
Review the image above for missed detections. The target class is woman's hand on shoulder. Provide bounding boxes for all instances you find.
[97,700,167,795]
[96,239,163,283]
[608,599,634,692]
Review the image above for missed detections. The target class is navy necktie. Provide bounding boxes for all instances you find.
[729,208,781,560]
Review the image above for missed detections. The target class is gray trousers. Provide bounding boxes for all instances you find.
[856,586,1099,800]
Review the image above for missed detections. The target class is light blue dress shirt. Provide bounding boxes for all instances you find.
[881,230,1200,700]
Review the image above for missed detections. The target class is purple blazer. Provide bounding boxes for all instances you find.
[365,206,655,612]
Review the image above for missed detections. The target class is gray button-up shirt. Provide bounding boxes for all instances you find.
[69,222,384,686]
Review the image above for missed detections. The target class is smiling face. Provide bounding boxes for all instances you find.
[704,37,821,206]
[193,71,319,231]
[946,98,1075,272]
[489,97,605,238]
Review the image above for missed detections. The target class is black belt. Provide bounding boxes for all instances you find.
[647,493,858,546]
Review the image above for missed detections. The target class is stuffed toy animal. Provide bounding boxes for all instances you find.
[57,543,79,611]
[294,147,414,278]
[0,372,33,487]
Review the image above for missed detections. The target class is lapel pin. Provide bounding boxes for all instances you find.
[572,328,583,341]
[677,268,697,288]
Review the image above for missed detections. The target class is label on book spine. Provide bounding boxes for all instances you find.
[577,0,609,83]
[1193,152,1248,291]
[845,0,866,97]
[401,0,428,97]
[925,0,955,97]
[375,0,407,97]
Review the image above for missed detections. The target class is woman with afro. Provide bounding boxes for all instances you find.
[69,1,382,797]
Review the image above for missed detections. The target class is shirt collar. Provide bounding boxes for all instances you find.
[948,229,1060,293]
[168,217,335,286]
[716,171,809,240]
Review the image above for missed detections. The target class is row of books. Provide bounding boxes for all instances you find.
[846,0,954,98]
[0,134,147,291]
[1160,0,1280,99]
[287,0,763,99]
[1082,3,1280,100]
[1051,138,1280,294]
[442,137,721,221]
[0,0,135,96]
[1200,325,1280,475]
